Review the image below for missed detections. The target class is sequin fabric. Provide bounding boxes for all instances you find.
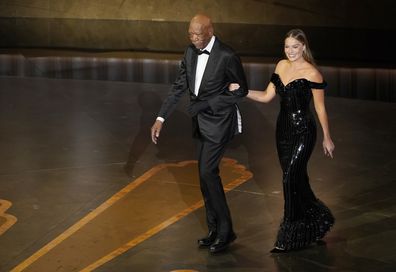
[271,73,334,250]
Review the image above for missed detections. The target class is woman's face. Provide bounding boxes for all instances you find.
[284,37,305,62]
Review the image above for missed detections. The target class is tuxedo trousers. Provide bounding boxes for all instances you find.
[197,139,233,238]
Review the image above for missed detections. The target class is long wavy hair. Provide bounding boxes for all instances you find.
[285,29,315,65]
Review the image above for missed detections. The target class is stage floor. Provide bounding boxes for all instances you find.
[0,76,395,272]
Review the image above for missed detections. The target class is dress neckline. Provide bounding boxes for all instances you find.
[273,73,308,88]
[271,73,327,90]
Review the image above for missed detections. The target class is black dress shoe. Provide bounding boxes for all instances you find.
[197,230,217,247]
[270,247,288,253]
[209,232,237,253]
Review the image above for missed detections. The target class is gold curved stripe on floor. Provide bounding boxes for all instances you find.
[11,158,252,272]
[0,199,17,236]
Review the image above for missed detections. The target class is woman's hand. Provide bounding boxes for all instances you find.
[323,137,335,158]
[228,83,240,92]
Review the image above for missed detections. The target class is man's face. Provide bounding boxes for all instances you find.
[188,22,212,50]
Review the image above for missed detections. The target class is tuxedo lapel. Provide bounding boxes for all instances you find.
[198,39,220,96]
[188,50,198,95]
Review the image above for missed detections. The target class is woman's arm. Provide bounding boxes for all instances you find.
[246,83,276,103]
[312,83,335,158]
[229,80,277,103]
[229,60,286,103]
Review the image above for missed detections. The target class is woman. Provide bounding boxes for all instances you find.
[230,29,335,252]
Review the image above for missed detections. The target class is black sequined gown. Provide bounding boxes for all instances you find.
[271,73,334,250]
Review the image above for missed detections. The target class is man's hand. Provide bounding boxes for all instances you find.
[188,100,209,116]
[229,83,240,91]
[151,120,163,144]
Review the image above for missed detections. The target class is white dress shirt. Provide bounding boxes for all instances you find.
[194,35,215,96]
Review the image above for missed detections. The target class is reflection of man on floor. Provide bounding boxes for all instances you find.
[151,14,248,253]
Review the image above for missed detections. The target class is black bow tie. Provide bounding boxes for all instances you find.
[197,49,210,55]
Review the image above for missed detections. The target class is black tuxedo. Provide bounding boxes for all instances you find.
[158,37,248,238]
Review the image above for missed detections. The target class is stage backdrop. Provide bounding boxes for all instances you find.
[0,0,395,65]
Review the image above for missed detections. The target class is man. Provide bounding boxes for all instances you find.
[150,14,248,253]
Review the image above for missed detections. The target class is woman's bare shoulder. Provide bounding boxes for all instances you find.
[275,59,288,73]
[305,65,323,82]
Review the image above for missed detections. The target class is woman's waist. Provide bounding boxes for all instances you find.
[277,110,315,128]
[279,108,313,118]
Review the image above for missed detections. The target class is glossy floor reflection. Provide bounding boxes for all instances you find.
[0,76,395,272]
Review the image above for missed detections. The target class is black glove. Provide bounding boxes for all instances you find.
[188,100,210,116]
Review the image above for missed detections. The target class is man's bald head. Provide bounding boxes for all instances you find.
[188,14,214,49]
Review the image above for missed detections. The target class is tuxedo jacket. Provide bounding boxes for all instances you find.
[158,38,248,144]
